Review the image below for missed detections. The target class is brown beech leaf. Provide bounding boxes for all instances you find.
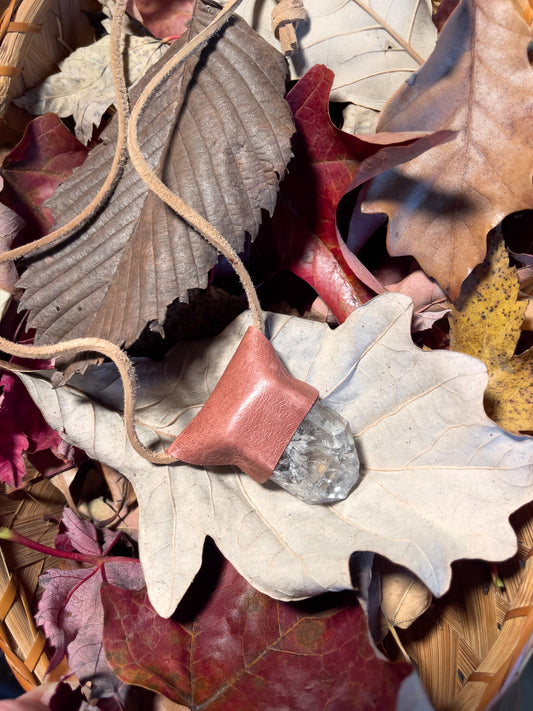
[18,1,294,348]
[360,0,533,298]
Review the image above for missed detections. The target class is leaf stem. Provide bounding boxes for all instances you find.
[0,526,141,572]
[351,0,425,65]
[0,526,102,564]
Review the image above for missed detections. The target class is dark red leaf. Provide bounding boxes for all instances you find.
[253,65,443,323]
[49,681,86,711]
[287,232,366,323]
[0,113,88,238]
[0,367,63,486]
[433,0,460,31]
[101,585,189,703]
[0,116,87,485]
[102,552,412,710]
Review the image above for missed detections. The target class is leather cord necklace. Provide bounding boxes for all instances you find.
[0,0,359,504]
[0,0,246,466]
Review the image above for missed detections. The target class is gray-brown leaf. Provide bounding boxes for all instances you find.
[18,1,294,348]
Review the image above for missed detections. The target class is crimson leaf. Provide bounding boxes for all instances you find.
[102,545,412,710]
[0,356,67,487]
[0,113,88,238]
[253,64,451,322]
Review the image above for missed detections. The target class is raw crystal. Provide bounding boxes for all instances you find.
[270,400,360,504]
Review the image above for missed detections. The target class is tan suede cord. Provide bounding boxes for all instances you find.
[0,337,176,464]
[0,0,265,465]
[0,0,131,266]
[126,0,265,333]
[0,0,263,465]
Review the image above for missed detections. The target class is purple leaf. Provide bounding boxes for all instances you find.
[55,507,121,557]
[36,511,144,706]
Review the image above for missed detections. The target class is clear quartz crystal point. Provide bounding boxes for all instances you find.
[270,400,360,504]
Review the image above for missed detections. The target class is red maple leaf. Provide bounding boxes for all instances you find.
[253,64,450,323]
[102,542,412,710]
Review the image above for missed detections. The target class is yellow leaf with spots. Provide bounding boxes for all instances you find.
[450,234,533,434]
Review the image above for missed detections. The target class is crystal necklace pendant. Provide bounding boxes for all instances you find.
[167,326,359,505]
[270,400,359,504]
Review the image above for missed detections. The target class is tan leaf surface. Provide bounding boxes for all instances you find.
[379,561,432,630]
[361,0,533,297]
[12,295,533,618]
[234,0,436,132]
[450,234,533,434]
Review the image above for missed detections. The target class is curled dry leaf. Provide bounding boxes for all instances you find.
[379,561,432,632]
[15,10,169,145]
[13,294,533,618]
[361,0,533,298]
[235,0,437,132]
[18,1,294,349]
[253,64,452,322]
[252,63,384,320]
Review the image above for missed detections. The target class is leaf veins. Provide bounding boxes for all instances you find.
[18,1,294,349]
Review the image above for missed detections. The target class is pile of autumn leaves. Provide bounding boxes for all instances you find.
[0,0,532,709]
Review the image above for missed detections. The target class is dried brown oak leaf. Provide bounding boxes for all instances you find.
[360,0,533,298]
[17,1,294,348]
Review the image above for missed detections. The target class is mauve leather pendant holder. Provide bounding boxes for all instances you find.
[166,326,318,482]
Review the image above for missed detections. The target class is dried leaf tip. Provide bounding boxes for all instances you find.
[272,0,307,55]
